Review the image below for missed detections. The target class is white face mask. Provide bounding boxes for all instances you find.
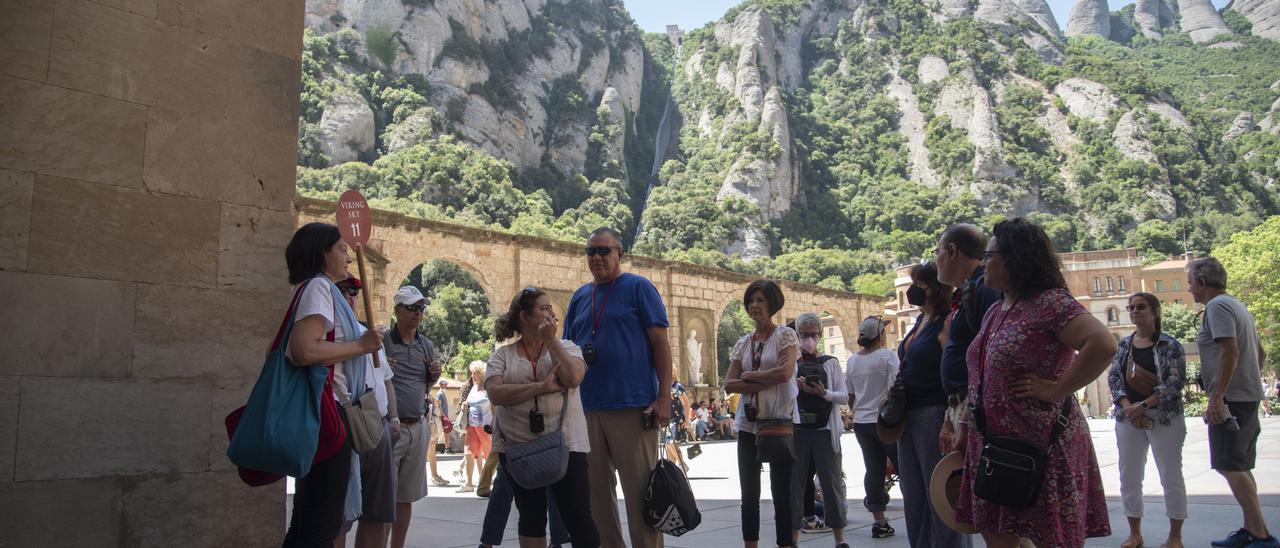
[800,337,819,355]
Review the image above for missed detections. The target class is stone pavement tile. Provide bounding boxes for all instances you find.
[321,419,1278,548]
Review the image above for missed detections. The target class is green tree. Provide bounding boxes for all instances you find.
[1213,216,1280,373]
[717,300,753,381]
[1161,302,1199,343]
[365,26,398,65]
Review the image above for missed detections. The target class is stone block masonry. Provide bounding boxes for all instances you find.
[0,0,300,544]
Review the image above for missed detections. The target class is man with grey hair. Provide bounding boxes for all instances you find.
[1187,257,1275,548]
[933,224,1000,453]
[790,311,850,547]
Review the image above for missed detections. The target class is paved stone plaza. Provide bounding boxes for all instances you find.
[320,418,1280,547]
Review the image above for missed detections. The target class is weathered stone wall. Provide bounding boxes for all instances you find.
[1,0,301,544]
[297,198,879,383]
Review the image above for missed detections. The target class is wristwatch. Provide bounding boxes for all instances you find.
[1137,401,1149,409]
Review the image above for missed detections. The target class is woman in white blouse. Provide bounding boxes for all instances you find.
[725,280,799,548]
[484,287,599,547]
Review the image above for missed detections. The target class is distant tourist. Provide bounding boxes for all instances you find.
[1187,257,1276,547]
[457,361,492,493]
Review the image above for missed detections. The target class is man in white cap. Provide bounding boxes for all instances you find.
[384,285,443,548]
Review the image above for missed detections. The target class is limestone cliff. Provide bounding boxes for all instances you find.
[303,0,648,178]
[1229,0,1280,40]
[1065,0,1112,38]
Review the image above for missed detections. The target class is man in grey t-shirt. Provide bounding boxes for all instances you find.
[1188,257,1274,547]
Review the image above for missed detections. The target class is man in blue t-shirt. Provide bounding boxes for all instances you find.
[563,227,672,548]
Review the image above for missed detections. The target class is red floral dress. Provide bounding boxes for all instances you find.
[957,289,1111,547]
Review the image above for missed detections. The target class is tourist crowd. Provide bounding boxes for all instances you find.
[272,218,1274,548]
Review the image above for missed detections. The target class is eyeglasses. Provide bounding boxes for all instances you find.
[584,246,617,257]
[798,332,821,340]
[982,250,1002,260]
[338,286,360,297]
[1126,304,1149,312]
[400,303,427,313]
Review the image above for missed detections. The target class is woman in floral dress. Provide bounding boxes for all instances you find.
[956,218,1116,547]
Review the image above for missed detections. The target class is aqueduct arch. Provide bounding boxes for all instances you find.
[297,197,881,384]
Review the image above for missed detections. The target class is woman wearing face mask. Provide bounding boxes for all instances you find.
[725,280,799,548]
[896,262,969,548]
[1107,292,1187,548]
[789,312,850,548]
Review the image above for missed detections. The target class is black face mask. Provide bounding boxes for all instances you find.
[906,285,928,307]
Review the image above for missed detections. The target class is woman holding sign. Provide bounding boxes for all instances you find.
[282,222,382,548]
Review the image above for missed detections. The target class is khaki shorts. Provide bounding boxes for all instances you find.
[393,418,429,503]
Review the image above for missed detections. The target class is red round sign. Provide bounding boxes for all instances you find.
[337,189,372,247]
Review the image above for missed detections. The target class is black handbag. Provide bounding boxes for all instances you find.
[971,303,1073,509]
[755,418,795,463]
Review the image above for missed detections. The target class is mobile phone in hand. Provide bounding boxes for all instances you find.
[642,412,655,430]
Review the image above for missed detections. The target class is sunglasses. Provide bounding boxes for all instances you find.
[400,303,427,313]
[982,250,1002,260]
[338,286,359,297]
[584,246,617,257]
[522,286,539,295]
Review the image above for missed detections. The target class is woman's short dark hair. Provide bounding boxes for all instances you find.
[743,280,785,316]
[286,223,342,285]
[909,262,953,315]
[992,218,1067,300]
[495,286,546,340]
[1129,292,1163,337]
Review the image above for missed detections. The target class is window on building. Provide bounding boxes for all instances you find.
[1118,276,1126,292]
[828,327,836,337]
[1106,276,1114,293]
[1106,307,1120,325]
[1093,277,1102,295]
[1156,280,1165,292]
[1172,279,1182,291]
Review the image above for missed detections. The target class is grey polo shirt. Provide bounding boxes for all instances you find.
[384,327,439,419]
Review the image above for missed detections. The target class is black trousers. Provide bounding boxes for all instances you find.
[283,433,352,548]
[503,451,600,547]
[852,422,898,513]
[737,431,795,546]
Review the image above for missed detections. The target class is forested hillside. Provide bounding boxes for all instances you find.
[296,0,1280,297]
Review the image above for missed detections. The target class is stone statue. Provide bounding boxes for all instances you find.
[686,329,703,385]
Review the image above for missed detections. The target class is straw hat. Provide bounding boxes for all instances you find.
[930,451,978,534]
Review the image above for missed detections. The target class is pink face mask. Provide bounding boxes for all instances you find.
[799,337,819,355]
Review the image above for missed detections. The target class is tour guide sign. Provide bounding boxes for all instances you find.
[337,189,381,367]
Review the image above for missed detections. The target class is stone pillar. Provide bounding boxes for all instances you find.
[1,0,303,545]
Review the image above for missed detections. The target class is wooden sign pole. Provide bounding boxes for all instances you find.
[354,243,381,368]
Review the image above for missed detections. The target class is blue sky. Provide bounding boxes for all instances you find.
[620,0,1231,35]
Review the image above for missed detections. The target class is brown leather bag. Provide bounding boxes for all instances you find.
[1125,346,1160,401]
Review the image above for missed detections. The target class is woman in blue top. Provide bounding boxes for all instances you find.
[896,262,969,548]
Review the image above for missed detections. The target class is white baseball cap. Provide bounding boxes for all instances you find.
[858,316,889,340]
[393,286,427,306]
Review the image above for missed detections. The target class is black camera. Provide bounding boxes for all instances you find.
[583,344,597,364]
[642,412,655,430]
[744,403,759,422]
[529,409,545,433]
